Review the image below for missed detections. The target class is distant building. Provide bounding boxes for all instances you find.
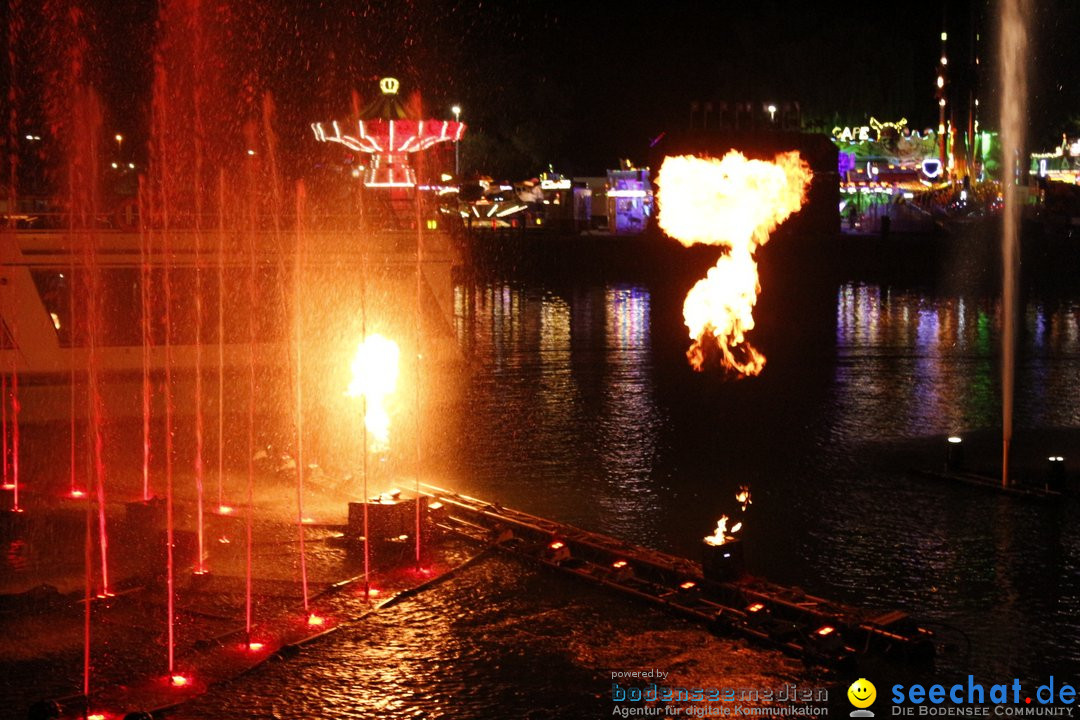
[1031,135,1080,185]
[606,167,653,235]
[575,177,608,228]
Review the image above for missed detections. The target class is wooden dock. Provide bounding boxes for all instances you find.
[421,484,936,670]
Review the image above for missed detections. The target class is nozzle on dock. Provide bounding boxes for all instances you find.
[945,436,964,473]
[702,538,746,583]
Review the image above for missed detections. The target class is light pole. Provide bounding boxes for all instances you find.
[451,105,461,177]
[114,134,123,159]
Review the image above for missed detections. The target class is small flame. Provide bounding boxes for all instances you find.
[706,486,752,544]
[346,334,401,449]
[170,674,189,687]
[704,515,740,546]
[736,485,752,511]
[656,152,812,374]
[307,613,325,627]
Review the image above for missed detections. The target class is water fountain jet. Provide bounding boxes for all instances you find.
[294,180,310,615]
[999,0,1029,488]
[138,177,153,503]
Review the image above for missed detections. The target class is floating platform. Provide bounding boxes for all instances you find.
[913,468,1064,500]
[421,485,936,670]
[914,436,1075,499]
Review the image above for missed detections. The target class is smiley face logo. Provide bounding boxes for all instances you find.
[847,678,876,709]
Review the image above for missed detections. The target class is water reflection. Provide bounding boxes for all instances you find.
[598,287,664,544]
[451,281,664,538]
[832,282,1080,441]
[819,282,1080,682]
[165,273,1080,718]
[1024,299,1080,427]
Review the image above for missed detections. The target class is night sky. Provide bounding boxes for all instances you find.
[5,0,1079,181]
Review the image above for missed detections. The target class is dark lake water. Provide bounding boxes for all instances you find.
[176,234,1080,718]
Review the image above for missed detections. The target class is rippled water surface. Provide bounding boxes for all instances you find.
[178,259,1080,718]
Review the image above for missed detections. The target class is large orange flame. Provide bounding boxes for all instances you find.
[657,152,812,374]
[345,334,400,449]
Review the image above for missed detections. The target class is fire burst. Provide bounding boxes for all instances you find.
[656,152,812,374]
[346,334,401,448]
[704,515,742,546]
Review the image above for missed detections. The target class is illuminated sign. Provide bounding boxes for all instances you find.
[833,126,871,142]
[833,117,910,143]
[921,158,943,179]
[870,117,908,135]
[379,77,400,95]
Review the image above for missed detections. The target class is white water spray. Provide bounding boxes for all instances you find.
[999,0,1029,487]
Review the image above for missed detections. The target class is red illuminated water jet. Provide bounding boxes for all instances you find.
[216,169,228,514]
[294,181,310,615]
[75,88,111,597]
[150,59,178,676]
[39,5,106,700]
[9,363,19,511]
[243,121,258,643]
[193,206,207,575]
[69,223,79,500]
[139,177,154,503]
[192,16,210,577]
[2,374,7,492]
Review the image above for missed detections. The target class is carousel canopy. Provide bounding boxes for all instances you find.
[311,77,465,155]
[311,118,465,154]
